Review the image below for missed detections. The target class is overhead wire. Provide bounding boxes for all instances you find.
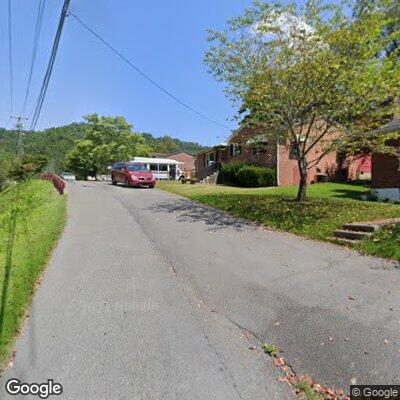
[29,0,70,131]
[21,0,47,116]
[7,0,14,115]
[68,11,233,133]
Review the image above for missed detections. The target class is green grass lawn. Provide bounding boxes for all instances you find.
[0,179,67,370]
[356,223,400,261]
[157,181,400,260]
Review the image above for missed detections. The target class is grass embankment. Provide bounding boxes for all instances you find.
[356,223,400,261]
[0,180,67,370]
[157,181,400,260]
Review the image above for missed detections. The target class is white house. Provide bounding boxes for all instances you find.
[131,157,183,180]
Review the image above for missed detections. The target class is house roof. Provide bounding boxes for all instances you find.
[227,120,254,143]
[227,120,269,143]
[370,118,400,134]
[196,143,227,155]
[163,150,196,157]
[132,157,182,165]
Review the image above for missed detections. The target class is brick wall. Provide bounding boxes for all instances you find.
[164,152,195,177]
[345,154,372,181]
[372,141,400,188]
[195,152,206,177]
[195,147,227,180]
[227,125,277,167]
[278,142,337,186]
[228,124,339,186]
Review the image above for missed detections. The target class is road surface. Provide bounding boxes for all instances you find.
[1,181,399,399]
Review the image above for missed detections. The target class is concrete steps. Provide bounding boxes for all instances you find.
[329,236,359,245]
[341,223,378,233]
[333,222,379,242]
[333,229,373,241]
[199,171,219,184]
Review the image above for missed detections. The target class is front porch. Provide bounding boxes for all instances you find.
[195,145,227,180]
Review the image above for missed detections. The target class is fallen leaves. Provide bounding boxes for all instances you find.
[271,350,348,399]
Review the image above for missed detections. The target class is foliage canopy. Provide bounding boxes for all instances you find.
[205,0,400,200]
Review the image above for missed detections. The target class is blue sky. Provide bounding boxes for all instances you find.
[0,0,263,146]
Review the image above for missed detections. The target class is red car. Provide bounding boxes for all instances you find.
[111,162,156,188]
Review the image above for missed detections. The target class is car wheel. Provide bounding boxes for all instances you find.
[125,178,131,188]
[111,176,117,185]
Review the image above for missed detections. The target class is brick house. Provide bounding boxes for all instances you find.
[343,154,372,181]
[370,118,400,201]
[197,123,338,186]
[195,144,228,181]
[153,151,196,178]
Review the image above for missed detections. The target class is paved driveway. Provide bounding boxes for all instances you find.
[1,182,399,398]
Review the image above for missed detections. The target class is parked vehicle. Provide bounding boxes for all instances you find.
[61,172,76,181]
[97,174,112,181]
[111,162,156,188]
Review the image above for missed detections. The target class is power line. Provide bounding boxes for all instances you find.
[21,0,47,116]
[68,11,232,132]
[7,0,14,114]
[29,0,71,131]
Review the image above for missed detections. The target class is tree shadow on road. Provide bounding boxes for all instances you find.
[146,198,251,232]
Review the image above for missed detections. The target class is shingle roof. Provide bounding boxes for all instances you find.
[372,118,400,134]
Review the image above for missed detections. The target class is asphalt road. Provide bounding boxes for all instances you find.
[1,181,399,399]
[0,181,293,400]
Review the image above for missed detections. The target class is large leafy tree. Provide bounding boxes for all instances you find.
[205,0,400,200]
[354,0,399,56]
[66,114,151,179]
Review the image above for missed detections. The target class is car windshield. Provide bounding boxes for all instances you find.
[127,164,148,172]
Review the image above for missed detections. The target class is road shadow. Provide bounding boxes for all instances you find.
[146,198,251,232]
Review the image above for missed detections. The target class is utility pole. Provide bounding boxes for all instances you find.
[12,116,28,158]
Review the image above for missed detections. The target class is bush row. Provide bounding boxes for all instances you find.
[220,162,277,187]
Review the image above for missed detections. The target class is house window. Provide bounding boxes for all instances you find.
[252,146,265,156]
[149,164,168,172]
[289,136,306,160]
[289,143,298,160]
[205,152,215,166]
[230,144,241,156]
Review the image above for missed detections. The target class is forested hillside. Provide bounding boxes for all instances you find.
[0,123,204,173]
[142,133,204,154]
[0,124,87,172]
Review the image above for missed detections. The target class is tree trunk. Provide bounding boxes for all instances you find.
[296,158,308,202]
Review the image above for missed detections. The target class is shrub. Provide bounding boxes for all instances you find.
[220,161,249,184]
[7,155,48,182]
[236,165,277,187]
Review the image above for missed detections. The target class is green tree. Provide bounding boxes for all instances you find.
[65,140,96,180]
[7,154,48,182]
[354,0,399,56]
[141,133,204,154]
[66,114,151,179]
[205,0,400,201]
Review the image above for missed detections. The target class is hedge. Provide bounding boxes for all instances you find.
[220,162,249,184]
[221,162,276,187]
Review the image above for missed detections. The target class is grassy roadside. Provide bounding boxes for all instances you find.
[157,181,400,261]
[356,223,400,261]
[0,179,67,370]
